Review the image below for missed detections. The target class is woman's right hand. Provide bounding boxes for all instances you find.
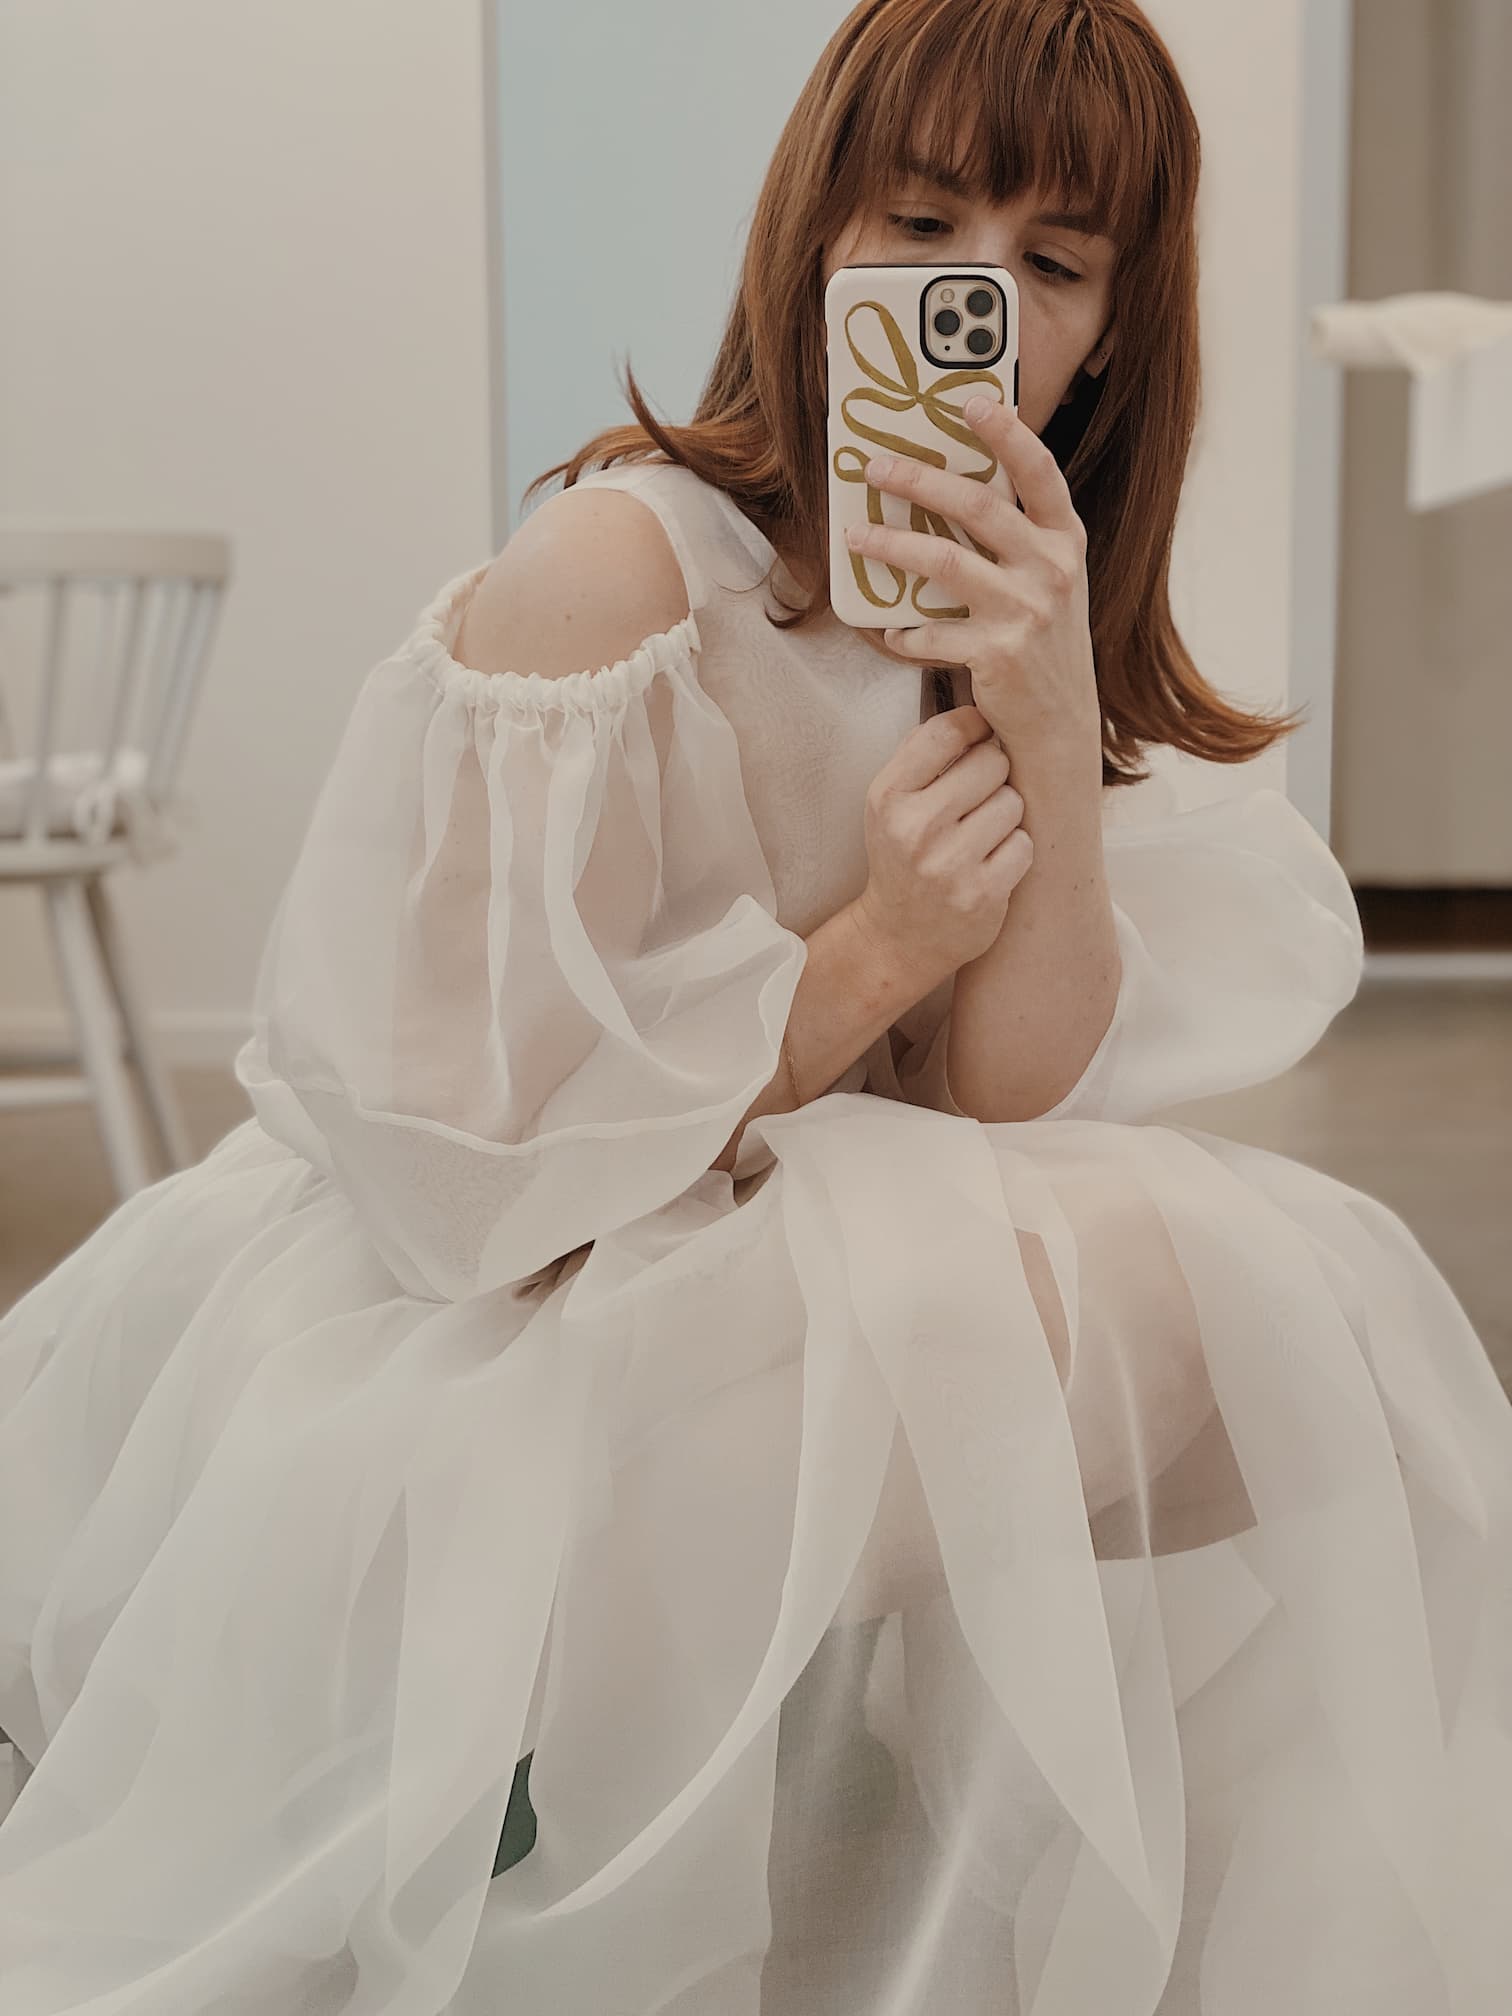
[851,704,1033,992]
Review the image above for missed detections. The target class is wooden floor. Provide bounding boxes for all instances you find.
[1169,980,1510,1391]
[2,981,1508,1392]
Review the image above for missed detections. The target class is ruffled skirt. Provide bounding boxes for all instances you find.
[2,1096,1510,2014]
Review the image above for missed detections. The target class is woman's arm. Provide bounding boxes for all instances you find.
[456,488,940,1182]
[840,404,1122,1123]
[945,728,1120,1123]
[711,899,936,1173]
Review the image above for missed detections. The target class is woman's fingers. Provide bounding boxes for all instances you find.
[963,396,1082,536]
[859,449,1038,565]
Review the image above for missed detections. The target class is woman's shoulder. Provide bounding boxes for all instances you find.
[450,479,694,687]
[576,458,778,602]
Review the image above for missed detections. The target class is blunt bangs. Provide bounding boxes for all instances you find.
[847,0,1174,252]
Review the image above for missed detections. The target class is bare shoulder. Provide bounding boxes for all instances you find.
[451,483,691,681]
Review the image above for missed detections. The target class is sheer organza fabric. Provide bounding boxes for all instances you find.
[2,462,1510,2014]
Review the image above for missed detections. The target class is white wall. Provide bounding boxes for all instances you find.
[499,0,1349,821]
[1151,0,1349,824]
[0,0,495,1060]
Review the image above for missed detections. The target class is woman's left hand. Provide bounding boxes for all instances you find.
[845,394,1101,754]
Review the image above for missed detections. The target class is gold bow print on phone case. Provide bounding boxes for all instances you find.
[834,298,1007,616]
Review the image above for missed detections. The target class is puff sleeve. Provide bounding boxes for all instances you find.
[899,781,1365,1126]
[235,578,807,1302]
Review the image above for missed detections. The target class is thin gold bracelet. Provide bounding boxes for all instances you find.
[779,1025,803,1109]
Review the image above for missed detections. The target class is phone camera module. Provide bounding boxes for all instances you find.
[920,273,1008,369]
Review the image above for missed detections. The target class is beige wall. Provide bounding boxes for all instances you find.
[1334,0,1512,884]
[0,0,495,1057]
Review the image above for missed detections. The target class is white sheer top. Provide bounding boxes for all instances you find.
[235,457,1364,1303]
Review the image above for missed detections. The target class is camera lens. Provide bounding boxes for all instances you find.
[933,308,962,336]
[966,326,995,356]
[966,287,996,319]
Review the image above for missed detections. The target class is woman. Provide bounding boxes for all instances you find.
[2,1,1509,2009]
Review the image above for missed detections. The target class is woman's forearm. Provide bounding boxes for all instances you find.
[711,899,938,1174]
[946,730,1119,1123]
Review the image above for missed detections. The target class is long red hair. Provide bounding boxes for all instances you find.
[525,0,1302,787]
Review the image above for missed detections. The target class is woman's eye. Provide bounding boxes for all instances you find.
[887,213,949,239]
[1027,253,1082,283]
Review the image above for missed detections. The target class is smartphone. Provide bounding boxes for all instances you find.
[825,263,1020,629]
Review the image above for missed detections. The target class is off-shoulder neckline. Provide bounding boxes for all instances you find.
[576,455,780,571]
[406,558,703,718]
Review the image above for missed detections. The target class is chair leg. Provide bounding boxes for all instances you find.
[83,875,195,1171]
[43,878,155,1199]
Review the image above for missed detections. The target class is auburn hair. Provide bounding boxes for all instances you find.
[524,0,1302,787]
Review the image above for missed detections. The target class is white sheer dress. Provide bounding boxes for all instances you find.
[1,457,1509,2014]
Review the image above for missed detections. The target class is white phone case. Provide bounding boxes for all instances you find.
[825,263,1019,629]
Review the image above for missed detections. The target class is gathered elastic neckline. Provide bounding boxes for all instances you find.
[405,559,703,718]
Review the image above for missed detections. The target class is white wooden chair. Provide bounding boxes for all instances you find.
[0,526,231,1199]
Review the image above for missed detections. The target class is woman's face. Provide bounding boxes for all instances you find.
[823,162,1118,435]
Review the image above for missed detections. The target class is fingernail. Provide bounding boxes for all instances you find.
[865,455,894,481]
[964,394,993,424]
